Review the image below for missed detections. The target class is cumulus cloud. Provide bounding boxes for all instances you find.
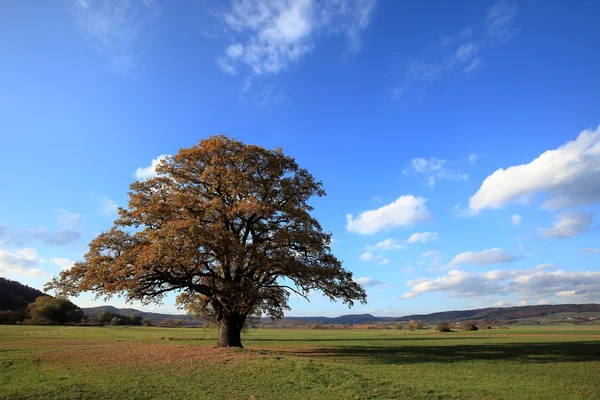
[135,154,170,180]
[406,232,438,244]
[16,248,38,261]
[404,158,468,187]
[354,276,383,287]
[71,0,160,75]
[539,211,594,239]
[346,195,431,235]
[510,214,522,226]
[361,233,438,264]
[374,238,404,250]
[50,258,76,271]
[2,210,82,246]
[469,126,600,213]
[493,301,508,307]
[444,248,518,270]
[217,0,376,75]
[0,249,45,277]
[401,266,600,302]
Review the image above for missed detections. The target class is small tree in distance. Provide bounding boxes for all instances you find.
[407,320,418,331]
[46,135,366,347]
[462,321,479,331]
[436,322,451,332]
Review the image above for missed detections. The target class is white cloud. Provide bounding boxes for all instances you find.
[510,214,522,226]
[0,249,45,277]
[50,258,76,271]
[538,299,551,305]
[377,258,389,266]
[517,300,528,306]
[404,157,468,187]
[580,248,600,255]
[16,248,38,261]
[493,301,507,307]
[346,195,431,235]
[444,248,518,270]
[406,232,438,244]
[135,154,170,180]
[226,43,245,58]
[359,251,374,261]
[469,126,600,213]
[354,276,383,287]
[3,211,82,247]
[71,0,160,75]
[374,238,404,250]
[539,211,594,239]
[218,0,376,75]
[401,266,600,302]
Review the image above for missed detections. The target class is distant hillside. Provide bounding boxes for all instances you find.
[279,313,380,325]
[81,305,199,325]
[398,304,600,323]
[0,277,47,311]
[80,303,600,327]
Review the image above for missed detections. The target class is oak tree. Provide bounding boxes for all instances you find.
[46,135,366,347]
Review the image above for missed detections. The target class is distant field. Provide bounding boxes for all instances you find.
[1,325,599,399]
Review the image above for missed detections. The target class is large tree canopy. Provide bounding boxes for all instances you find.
[46,136,366,346]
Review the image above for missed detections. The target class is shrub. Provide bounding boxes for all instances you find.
[0,310,25,325]
[25,296,83,325]
[436,322,451,332]
[462,322,479,331]
[159,318,184,327]
[407,320,422,331]
[394,323,403,330]
[142,318,153,326]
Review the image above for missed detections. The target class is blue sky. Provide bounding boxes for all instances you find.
[1,0,599,317]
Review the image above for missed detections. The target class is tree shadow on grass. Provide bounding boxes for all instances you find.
[247,336,496,342]
[274,341,600,365]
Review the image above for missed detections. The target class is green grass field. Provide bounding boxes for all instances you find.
[1,325,599,399]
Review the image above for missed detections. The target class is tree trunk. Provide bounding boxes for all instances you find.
[216,313,246,348]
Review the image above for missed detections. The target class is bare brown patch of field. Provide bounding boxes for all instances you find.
[41,342,258,368]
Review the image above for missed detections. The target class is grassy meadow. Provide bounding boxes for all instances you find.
[1,325,599,399]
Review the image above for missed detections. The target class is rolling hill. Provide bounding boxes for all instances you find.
[0,277,47,311]
[80,303,600,326]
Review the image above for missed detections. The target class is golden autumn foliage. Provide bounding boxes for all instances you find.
[46,135,366,347]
